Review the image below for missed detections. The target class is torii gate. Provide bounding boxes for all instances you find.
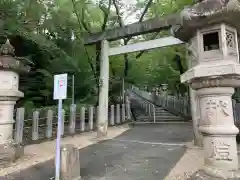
[84,0,240,179]
[95,37,185,137]
[84,13,188,139]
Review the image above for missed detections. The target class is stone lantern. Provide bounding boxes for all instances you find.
[0,39,29,167]
[174,0,240,179]
[161,84,168,95]
[161,84,168,91]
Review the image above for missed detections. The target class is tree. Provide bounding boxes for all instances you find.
[0,0,192,109]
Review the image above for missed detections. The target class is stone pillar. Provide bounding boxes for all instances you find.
[0,39,28,167]
[186,42,203,147]
[175,1,240,177]
[60,144,81,180]
[97,40,109,137]
[189,88,203,147]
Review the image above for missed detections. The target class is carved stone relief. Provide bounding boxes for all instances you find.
[203,99,217,125]
[219,100,229,116]
[201,99,230,125]
[226,30,235,49]
[209,141,232,161]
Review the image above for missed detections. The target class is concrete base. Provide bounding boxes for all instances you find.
[188,170,240,180]
[0,141,24,168]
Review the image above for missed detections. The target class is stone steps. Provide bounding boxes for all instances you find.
[127,91,184,123]
[135,106,184,122]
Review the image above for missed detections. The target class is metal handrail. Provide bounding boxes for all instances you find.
[142,99,156,123]
[129,88,156,123]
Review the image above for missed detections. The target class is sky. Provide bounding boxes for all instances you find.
[120,0,139,24]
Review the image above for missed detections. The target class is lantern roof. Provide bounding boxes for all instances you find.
[173,0,240,41]
[0,39,30,73]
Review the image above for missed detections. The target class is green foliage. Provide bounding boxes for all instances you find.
[1,0,191,109]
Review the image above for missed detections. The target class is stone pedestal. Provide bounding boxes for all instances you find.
[189,170,239,180]
[197,86,239,178]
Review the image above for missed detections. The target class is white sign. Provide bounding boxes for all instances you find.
[54,73,68,100]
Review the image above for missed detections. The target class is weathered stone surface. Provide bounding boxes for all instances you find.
[97,122,108,138]
[0,142,24,168]
[14,143,24,160]
[0,40,30,72]
[180,5,240,178]
[188,170,240,180]
[174,0,240,41]
[83,14,180,45]
[60,144,81,180]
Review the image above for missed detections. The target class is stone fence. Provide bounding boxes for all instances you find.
[13,103,130,145]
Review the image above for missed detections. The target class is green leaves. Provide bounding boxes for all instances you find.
[2,0,192,108]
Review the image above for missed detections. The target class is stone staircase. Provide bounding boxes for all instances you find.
[136,106,183,123]
[127,90,184,123]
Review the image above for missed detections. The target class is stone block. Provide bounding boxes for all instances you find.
[188,170,240,180]
[181,63,240,84]
[13,143,24,160]
[0,141,24,168]
[60,144,81,180]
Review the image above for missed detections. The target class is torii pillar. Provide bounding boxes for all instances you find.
[174,0,240,179]
[97,40,109,137]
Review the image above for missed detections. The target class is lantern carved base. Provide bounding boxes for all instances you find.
[0,140,24,168]
[188,170,240,180]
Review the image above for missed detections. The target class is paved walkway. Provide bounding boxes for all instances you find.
[3,123,193,180]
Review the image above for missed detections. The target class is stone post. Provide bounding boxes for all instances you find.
[110,105,115,126]
[60,144,81,180]
[0,39,28,167]
[88,106,94,131]
[97,40,109,137]
[116,104,120,124]
[69,105,76,135]
[46,109,53,138]
[126,96,131,120]
[174,1,240,178]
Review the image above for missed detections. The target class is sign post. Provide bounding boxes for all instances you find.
[53,73,68,180]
